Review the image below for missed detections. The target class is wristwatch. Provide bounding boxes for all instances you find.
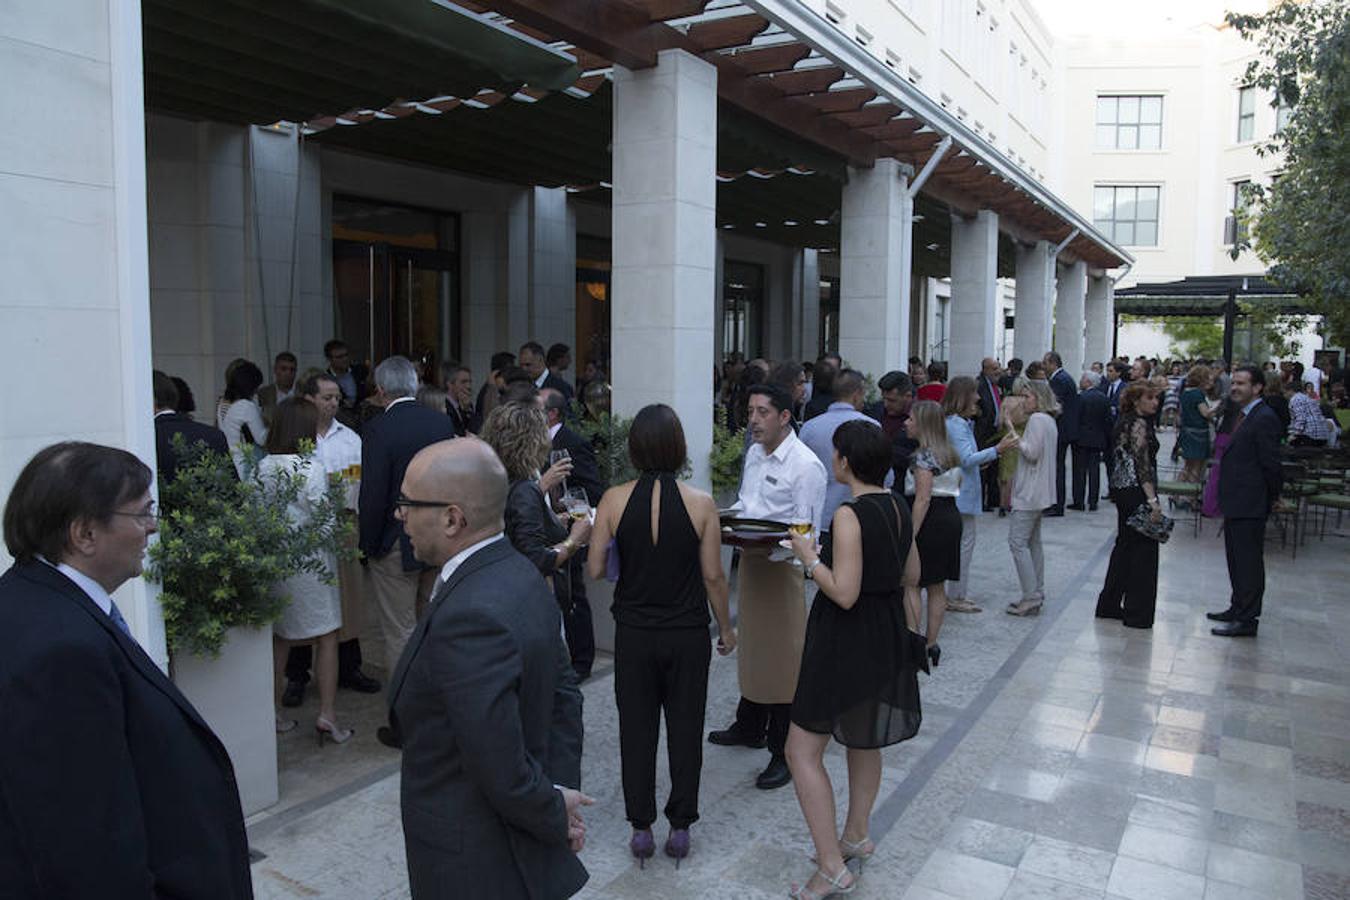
[804,558,822,579]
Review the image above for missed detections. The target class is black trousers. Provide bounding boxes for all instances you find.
[614,625,711,830]
[285,638,363,683]
[562,555,595,679]
[1072,445,1103,508]
[730,697,791,757]
[1096,487,1159,628]
[1054,437,1071,513]
[981,459,1001,510]
[1224,517,1267,624]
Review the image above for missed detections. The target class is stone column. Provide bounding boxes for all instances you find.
[839,158,912,382]
[949,209,1000,378]
[1013,240,1054,364]
[1055,259,1088,377]
[794,248,820,362]
[611,48,717,487]
[528,186,575,348]
[1084,275,1114,368]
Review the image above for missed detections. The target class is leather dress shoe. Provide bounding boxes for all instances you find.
[376,725,403,749]
[755,755,792,790]
[1206,609,1237,622]
[1211,621,1258,637]
[1067,504,1087,511]
[281,680,306,708]
[339,669,382,693]
[708,727,766,749]
[1044,509,1065,518]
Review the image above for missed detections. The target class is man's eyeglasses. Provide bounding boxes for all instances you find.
[110,503,160,525]
[394,493,456,511]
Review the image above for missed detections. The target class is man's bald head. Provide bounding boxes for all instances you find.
[400,438,508,566]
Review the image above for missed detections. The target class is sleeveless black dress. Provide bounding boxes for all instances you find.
[791,492,928,748]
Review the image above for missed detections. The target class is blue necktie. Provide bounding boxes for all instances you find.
[108,601,132,637]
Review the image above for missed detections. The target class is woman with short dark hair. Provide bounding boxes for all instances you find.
[258,399,351,743]
[218,359,268,476]
[588,404,734,867]
[1095,384,1163,628]
[785,419,926,899]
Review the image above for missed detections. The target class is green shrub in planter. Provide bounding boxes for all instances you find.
[709,418,745,499]
[145,436,353,657]
[571,405,692,487]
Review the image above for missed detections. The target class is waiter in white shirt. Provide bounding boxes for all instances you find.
[709,382,827,790]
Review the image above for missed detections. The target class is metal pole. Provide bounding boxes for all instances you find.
[1222,287,1237,364]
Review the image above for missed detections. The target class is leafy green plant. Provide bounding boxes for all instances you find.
[145,436,353,657]
[709,418,745,498]
[571,403,695,487]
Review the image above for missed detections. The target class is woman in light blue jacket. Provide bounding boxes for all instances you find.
[943,377,1018,612]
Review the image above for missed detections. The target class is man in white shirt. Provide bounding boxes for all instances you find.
[709,383,826,790]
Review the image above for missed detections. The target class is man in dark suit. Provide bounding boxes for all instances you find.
[1208,366,1283,637]
[1071,373,1111,511]
[1044,351,1080,516]
[441,360,482,436]
[545,343,577,401]
[1104,361,1128,423]
[325,339,370,432]
[256,351,298,428]
[359,356,456,672]
[153,370,232,488]
[520,340,571,400]
[390,438,591,899]
[976,358,1004,511]
[0,442,252,899]
[541,387,603,679]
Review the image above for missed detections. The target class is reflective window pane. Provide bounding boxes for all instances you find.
[1094,187,1115,220]
[1119,96,1140,121]
[1137,187,1159,219]
[1141,96,1163,123]
[1135,221,1157,246]
[1120,125,1139,150]
[1139,124,1161,149]
[1097,124,1118,148]
[1115,221,1136,245]
[1096,96,1117,124]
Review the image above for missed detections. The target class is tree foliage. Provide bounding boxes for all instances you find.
[1160,317,1225,359]
[1227,1,1350,347]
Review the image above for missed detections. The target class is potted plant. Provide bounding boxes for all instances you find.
[145,437,351,814]
[710,417,745,507]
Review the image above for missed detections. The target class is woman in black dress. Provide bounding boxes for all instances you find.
[902,400,964,667]
[588,405,735,868]
[787,420,926,900]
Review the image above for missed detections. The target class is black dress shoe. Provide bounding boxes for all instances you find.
[755,755,792,790]
[376,725,403,749]
[339,670,383,694]
[1211,621,1258,637]
[1206,609,1237,622]
[1067,504,1086,511]
[1044,509,1065,518]
[708,727,766,749]
[1088,505,1098,512]
[281,680,306,708]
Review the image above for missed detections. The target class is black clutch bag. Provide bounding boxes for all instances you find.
[1127,503,1174,543]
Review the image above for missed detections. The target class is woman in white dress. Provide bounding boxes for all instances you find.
[259,399,351,744]
[218,360,268,478]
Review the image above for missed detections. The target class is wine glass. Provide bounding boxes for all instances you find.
[787,502,814,567]
[563,487,591,523]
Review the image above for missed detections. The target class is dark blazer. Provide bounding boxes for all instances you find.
[803,391,832,422]
[542,372,575,401]
[1218,401,1284,519]
[1075,387,1111,450]
[155,411,232,486]
[975,375,1001,445]
[0,562,252,899]
[1104,378,1124,421]
[359,399,457,569]
[255,383,293,428]
[551,425,603,506]
[388,539,587,900]
[1050,368,1080,442]
[446,400,482,437]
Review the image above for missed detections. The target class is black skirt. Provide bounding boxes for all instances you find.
[914,495,962,586]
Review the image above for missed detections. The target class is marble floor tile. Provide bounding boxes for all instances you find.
[1218,736,1295,771]
[910,848,1014,900]
[1076,733,1149,766]
[1304,866,1350,900]
[1293,752,1350,784]
[1117,822,1210,875]
[1208,810,1301,860]
[1018,834,1116,890]
[938,816,1035,868]
[1205,843,1304,897]
[1105,855,1207,900]
[1149,724,1221,756]
[1201,878,1278,900]
[982,763,1062,803]
[1137,768,1217,809]
[1143,745,1221,779]
[1127,796,1214,840]
[1035,804,1129,854]
[1296,800,1350,841]
[1003,870,1107,900]
[1295,774,1350,813]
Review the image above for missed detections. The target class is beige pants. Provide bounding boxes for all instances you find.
[367,550,435,671]
[736,550,807,704]
[336,521,367,643]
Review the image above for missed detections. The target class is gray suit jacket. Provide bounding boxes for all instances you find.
[389,538,586,900]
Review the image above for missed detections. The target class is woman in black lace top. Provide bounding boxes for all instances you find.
[1095,383,1164,628]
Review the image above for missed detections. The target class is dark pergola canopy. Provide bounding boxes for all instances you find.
[1115,275,1310,317]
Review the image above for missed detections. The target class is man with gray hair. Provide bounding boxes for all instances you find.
[1070,371,1111,512]
[359,356,456,671]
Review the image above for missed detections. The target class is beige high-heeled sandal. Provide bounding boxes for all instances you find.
[788,865,855,899]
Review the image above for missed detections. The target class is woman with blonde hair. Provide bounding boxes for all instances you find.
[1006,375,1058,617]
[481,401,591,609]
[902,400,963,666]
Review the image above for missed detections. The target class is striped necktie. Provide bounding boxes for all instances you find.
[108,601,132,637]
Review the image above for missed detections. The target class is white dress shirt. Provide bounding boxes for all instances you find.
[434,533,506,600]
[41,558,135,644]
[734,429,828,534]
[315,419,362,474]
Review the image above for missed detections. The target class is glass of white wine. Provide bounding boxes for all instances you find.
[787,503,814,567]
[564,487,591,524]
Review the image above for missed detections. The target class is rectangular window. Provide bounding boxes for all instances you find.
[1237,86,1255,142]
[1095,94,1163,149]
[1093,185,1160,246]
[1230,180,1251,243]
[1275,94,1293,132]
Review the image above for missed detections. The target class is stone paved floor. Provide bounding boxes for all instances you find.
[247,447,1350,900]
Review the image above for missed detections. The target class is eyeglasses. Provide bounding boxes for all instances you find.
[394,493,455,510]
[110,502,159,524]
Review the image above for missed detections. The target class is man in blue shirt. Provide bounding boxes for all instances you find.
[798,369,875,535]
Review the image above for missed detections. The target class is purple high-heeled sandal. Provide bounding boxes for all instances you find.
[664,829,690,869]
[630,829,655,869]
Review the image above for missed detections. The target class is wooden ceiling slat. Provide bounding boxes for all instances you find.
[861,117,921,140]
[762,66,845,96]
[828,103,901,128]
[636,0,709,21]
[722,42,811,75]
[800,88,875,114]
[683,13,770,51]
[569,48,612,71]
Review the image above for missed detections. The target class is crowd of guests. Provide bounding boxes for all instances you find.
[3,332,1336,899]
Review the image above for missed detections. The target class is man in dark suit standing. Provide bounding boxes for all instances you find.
[0,442,252,899]
[1209,366,1283,637]
[1044,351,1080,516]
[545,343,577,401]
[390,438,591,899]
[520,340,572,400]
[541,387,603,679]
[256,351,298,428]
[976,358,1004,511]
[441,360,482,436]
[359,356,457,673]
[1104,361,1128,423]
[1070,372,1111,511]
[153,370,232,488]
[325,339,370,432]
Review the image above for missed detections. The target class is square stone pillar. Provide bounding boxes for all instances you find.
[840,158,911,381]
[949,209,1000,378]
[1013,240,1054,364]
[1084,275,1114,368]
[611,49,717,487]
[794,248,820,362]
[1055,259,1088,377]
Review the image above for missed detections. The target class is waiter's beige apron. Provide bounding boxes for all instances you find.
[736,548,807,704]
[335,515,366,643]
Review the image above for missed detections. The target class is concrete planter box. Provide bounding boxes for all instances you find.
[172,625,278,815]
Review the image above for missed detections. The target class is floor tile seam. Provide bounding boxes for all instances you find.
[247,760,401,844]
